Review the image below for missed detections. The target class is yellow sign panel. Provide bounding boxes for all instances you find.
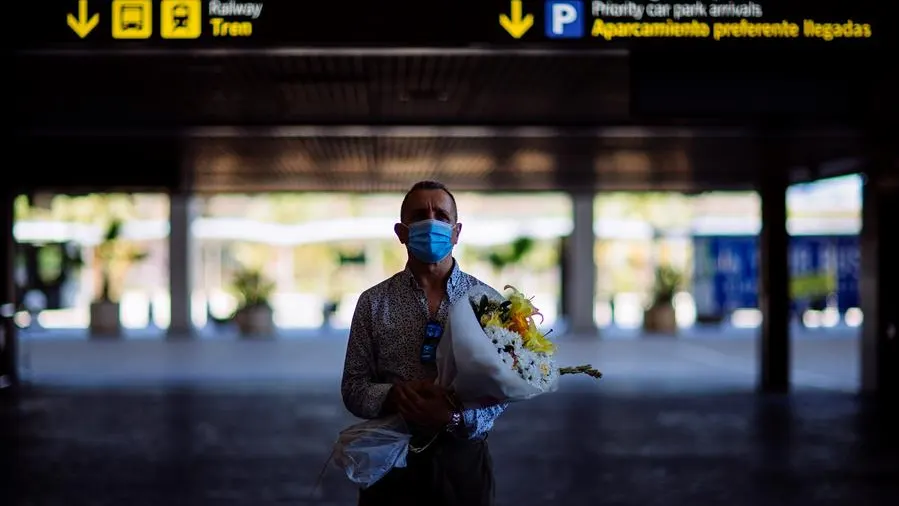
[161,0,202,39]
[112,0,152,39]
[499,0,533,39]
[67,0,100,38]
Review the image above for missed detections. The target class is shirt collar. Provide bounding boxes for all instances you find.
[403,258,461,290]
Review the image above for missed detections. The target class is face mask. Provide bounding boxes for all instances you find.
[405,219,455,263]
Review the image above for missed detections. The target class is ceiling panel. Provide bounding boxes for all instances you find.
[15,53,630,128]
[185,135,740,192]
[13,48,875,193]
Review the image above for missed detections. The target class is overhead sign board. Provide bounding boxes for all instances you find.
[13,0,883,50]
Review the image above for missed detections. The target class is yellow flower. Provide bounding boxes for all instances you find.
[504,285,541,321]
[524,332,555,354]
[493,285,556,354]
[480,311,504,328]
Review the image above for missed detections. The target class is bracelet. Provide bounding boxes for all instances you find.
[446,410,462,432]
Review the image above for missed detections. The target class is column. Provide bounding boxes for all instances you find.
[0,190,17,392]
[558,236,569,320]
[859,153,899,396]
[757,146,791,393]
[276,246,295,292]
[564,191,597,336]
[168,194,196,337]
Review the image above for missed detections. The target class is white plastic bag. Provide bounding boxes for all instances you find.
[331,415,411,489]
[438,285,558,405]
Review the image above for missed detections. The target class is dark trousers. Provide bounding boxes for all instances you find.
[358,435,494,506]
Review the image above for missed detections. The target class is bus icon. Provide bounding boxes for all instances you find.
[111,0,152,39]
[121,5,144,30]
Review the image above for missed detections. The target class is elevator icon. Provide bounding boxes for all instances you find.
[161,0,202,39]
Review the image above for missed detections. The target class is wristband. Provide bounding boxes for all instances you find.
[446,410,463,432]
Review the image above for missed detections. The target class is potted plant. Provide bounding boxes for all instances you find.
[89,220,148,337]
[230,266,276,337]
[643,265,683,335]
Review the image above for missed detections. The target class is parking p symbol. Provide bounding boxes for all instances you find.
[545,0,584,38]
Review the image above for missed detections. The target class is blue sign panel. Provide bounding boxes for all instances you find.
[545,0,584,39]
[692,234,860,317]
[790,236,827,312]
[714,236,759,312]
[691,237,718,317]
[835,236,860,311]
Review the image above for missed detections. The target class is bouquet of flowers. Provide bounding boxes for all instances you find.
[437,284,602,406]
[328,284,602,489]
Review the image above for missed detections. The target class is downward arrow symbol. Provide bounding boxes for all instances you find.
[67,0,100,38]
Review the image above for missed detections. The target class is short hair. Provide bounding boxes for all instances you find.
[400,180,458,222]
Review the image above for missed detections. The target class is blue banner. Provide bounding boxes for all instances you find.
[835,236,860,311]
[692,234,860,316]
[692,236,758,316]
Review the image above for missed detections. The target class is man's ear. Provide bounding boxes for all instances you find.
[394,223,408,244]
[452,222,462,244]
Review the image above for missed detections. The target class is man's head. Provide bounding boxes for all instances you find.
[394,180,462,264]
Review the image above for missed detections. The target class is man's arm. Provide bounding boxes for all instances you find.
[340,292,393,419]
[459,403,508,439]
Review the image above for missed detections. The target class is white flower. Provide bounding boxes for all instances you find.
[475,299,558,393]
[479,324,558,391]
[484,326,520,348]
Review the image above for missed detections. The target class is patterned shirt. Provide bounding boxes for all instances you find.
[341,260,507,439]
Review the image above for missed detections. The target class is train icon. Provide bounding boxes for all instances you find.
[172,3,190,29]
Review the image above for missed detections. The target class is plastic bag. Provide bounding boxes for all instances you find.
[331,415,412,489]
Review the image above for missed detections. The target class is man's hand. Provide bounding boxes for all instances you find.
[388,380,455,430]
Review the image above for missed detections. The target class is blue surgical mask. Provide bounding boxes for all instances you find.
[406,219,455,263]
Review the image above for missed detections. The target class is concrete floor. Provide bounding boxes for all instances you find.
[16,328,861,390]
[4,331,897,505]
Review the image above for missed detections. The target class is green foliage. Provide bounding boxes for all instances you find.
[338,250,366,265]
[471,295,507,322]
[652,265,683,304]
[558,364,603,379]
[14,195,32,220]
[231,266,276,310]
[485,237,536,272]
[94,219,149,303]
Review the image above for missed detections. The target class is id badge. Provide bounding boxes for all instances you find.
[420,321,443,363]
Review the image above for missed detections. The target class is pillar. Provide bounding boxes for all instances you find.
[559,236,569,320]
[564,192,597,336]
[168,194,196,337]
[0,190,18,392]
[277,246,295,292]
[757,145,791,393]
[859,152,899,396]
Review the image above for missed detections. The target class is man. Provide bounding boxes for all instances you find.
[341,180,507,506]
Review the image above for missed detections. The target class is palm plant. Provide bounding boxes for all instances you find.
[485,237,536,275]
[651,265,683,305]
[94,219,148,303]
[230,266,275,311]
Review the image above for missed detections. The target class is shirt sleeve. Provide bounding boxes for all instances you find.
[340,292,393,419]
[461,403,508,439]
